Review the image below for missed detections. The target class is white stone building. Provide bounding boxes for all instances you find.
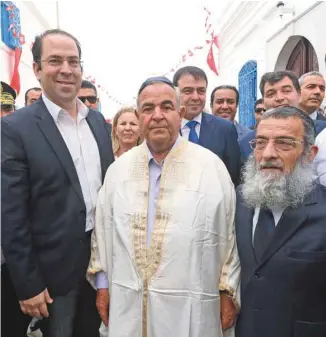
[217,0,326,127]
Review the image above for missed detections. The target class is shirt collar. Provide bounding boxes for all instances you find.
[256,204,285,214]
[310,110,318,120]
[147,135,181,165]
[181,112,202,129]
[42,94,89,122]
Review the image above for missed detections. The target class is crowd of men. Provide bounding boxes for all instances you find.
[1,28,326,337]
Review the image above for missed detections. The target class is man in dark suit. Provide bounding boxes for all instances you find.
[240,71,326,161]
[299,71,326,121]
[173,66,241,186]
[1,29,114,337]
[235,106,326,337]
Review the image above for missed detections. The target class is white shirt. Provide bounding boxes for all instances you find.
[310,110,318,120]
[315,127,326,186]
[42,95,102,231]
[252,206,284,242]
[180,113,202,140]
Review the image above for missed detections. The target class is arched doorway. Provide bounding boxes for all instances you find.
[275,36,319,77]
[286,37,319,76]
[238,60,257,128]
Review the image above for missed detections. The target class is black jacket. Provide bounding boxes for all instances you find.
[1,99,114,300]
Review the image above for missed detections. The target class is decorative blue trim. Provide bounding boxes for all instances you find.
[238,60,257,128]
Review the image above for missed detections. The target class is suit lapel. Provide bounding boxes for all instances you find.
[236,190,256,271]
[258,187,319,267]
[34,100,84,203]
[86,110,108,182]
[199,113,215,148]
[239,200,256,262]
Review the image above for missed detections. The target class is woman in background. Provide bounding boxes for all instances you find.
[111,106,142,158]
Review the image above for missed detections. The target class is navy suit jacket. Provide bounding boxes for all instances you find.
[198,112,241,186]
[317,113,326,121]
[1,99,115,300]
[234,121,250,141]
[240,120,326,162]
[235,184,326,337]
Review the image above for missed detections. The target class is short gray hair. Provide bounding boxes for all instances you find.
[299,71,324,86]
[261,106,316,150]
[136,81,181,111]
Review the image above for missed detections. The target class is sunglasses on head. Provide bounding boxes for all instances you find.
[255,108,266,113]
[78,96,97,104]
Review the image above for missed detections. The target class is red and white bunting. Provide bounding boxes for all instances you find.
[161,6,220,77]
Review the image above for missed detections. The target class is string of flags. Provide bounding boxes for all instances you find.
[162,6,220,77]
[84,76,124,106]
[87,6,220,106]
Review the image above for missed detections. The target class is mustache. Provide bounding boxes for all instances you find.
[150,124,168,129]
[259,161,283,169]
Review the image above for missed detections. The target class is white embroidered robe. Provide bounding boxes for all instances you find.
[89,138,240,337]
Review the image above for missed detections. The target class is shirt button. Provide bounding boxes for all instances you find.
[254,272,260,279]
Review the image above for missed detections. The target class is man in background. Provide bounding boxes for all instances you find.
[299,71,326,121]
[1,81,16,117]
[78,80,112,134]
[173,66,241,186]
[78,80,99,110]
[211,84,250,140]
[250,98,265,130]
[25,87,42,106]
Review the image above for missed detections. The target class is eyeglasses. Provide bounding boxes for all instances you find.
[78,96,97,104]
[255,108,266,113]
[249,138,305,151]
[40,57,83,68]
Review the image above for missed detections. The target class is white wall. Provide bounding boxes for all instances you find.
[217,0,326,98]
[267,2,326,77]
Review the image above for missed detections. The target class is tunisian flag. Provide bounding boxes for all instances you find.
[1,2,24,94]
[207,35,220,75]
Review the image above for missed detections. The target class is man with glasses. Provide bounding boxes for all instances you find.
[1,29,114,337]
[250,98,265,130]
[78,80,112,134]
[78,80,99,110]
[235,106,326,337]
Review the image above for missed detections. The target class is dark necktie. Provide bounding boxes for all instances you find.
[253,208,275,262]
[186,120,199,144]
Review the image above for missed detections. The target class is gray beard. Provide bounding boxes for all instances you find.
[241,155,315,209]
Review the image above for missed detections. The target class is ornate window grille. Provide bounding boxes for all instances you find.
[238,60,257,128]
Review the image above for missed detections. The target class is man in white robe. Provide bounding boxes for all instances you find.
[89,77,240,337]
